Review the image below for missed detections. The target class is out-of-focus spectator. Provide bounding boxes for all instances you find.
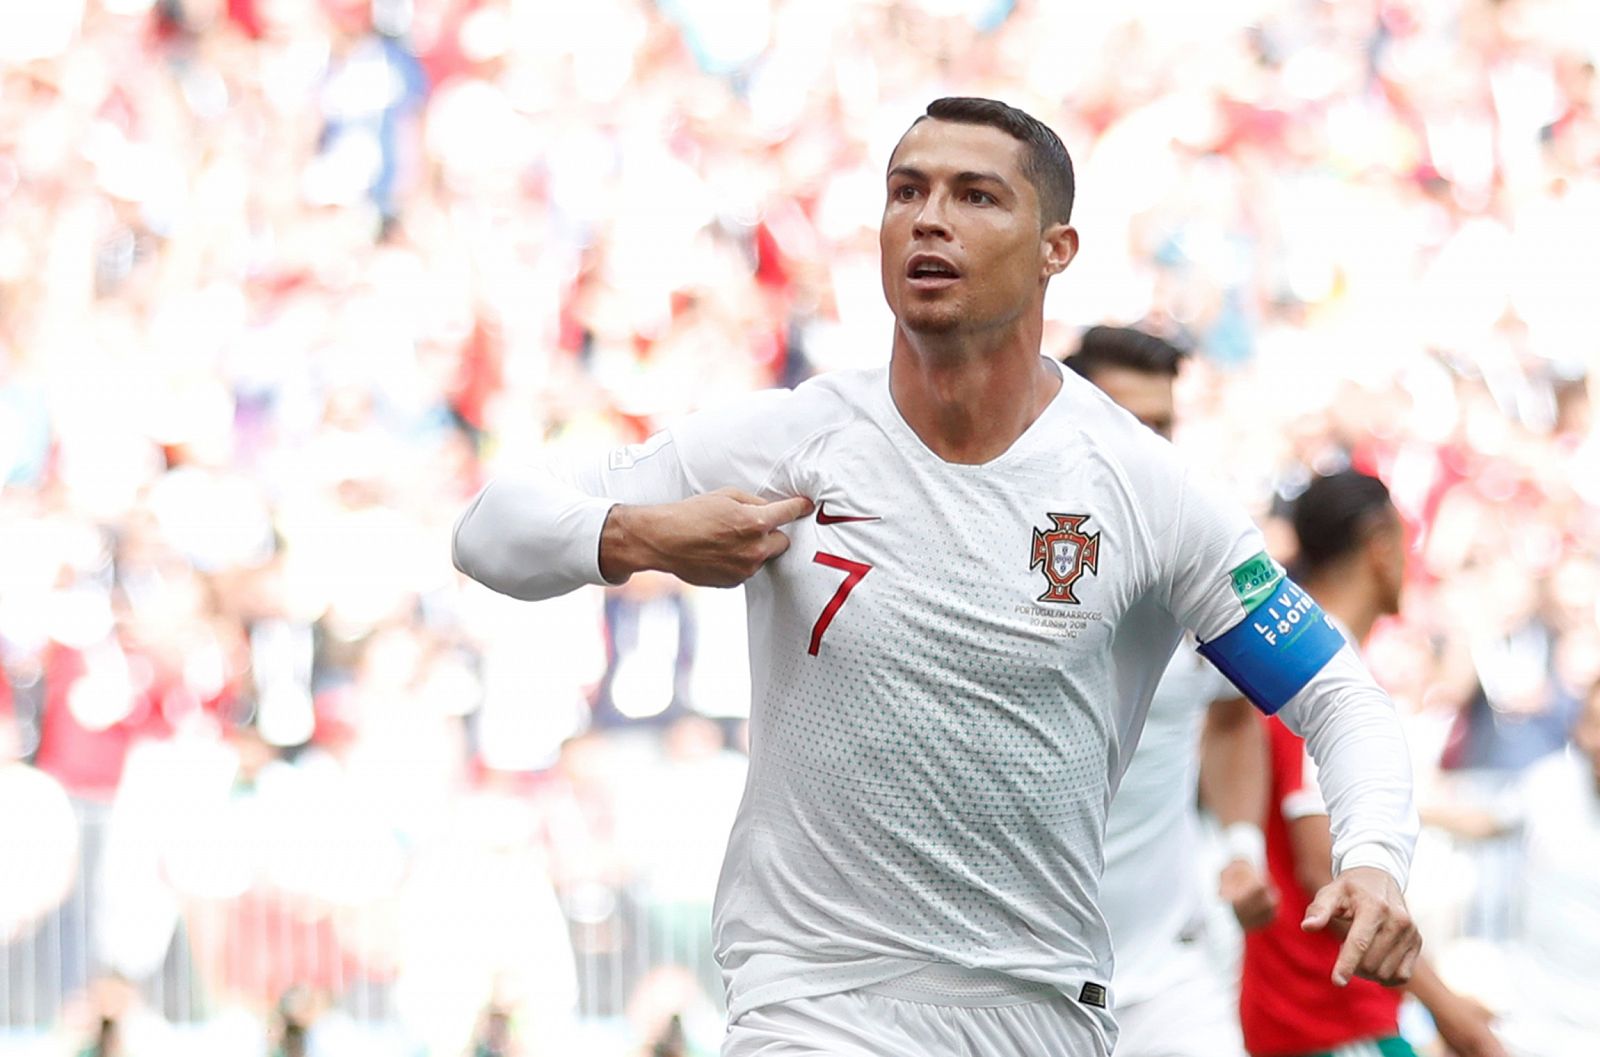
[65,974,175,1057]
[465,1001,519,1057]
[1423,679,1600,1057]
[0,705,79,1020]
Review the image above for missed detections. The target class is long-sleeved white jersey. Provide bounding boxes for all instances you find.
[452,362,1417,1047]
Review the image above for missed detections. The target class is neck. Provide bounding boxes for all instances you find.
[1303,569,1385,644]
[888,316,1059,464]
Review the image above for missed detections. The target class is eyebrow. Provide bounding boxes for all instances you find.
[887,165,1015,192]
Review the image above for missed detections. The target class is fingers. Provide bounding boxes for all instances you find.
[1372,927,1411,983]
[1310,869,1422,987]
[712,488,814,522]
[712,487,766,506]
[757,494,815,528]
[1301,887,1339,933]
[761,526,793,562]
[1396,943,1420,983]
[1364,915,1420,986]
[1330,901,1379,987]
[662,490,812,586]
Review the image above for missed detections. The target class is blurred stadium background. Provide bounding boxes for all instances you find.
[1,0,1597,1054]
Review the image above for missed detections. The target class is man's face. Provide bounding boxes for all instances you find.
[1086,366,1176,440]
[1368,509,1407,616]
[879,119,1075,337]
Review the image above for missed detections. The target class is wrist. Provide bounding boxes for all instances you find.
[1222,821,1266,872]
[598,503,649,583]
[1334,843,1408,891]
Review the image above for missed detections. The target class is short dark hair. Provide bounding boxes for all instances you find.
[1291,470,1396,576]
[1065,326,1185,380]
[916,97,1075,226]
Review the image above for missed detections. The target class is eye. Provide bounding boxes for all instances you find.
[891,184,919,202]
[964,189,995,205]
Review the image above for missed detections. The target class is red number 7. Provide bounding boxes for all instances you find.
[808,552,872,656]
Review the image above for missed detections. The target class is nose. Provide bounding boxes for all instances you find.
[912,191,951,240]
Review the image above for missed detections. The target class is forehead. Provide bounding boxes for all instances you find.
[888,119,1029,181]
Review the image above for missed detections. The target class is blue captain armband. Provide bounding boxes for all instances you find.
[1197,576,1345,716]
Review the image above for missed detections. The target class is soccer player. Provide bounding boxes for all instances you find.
[1070,325,1275,1057]
[1240,470,1505,1057]
[453,98,1420,1056]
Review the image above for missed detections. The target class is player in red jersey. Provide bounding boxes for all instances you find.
[1241,470,1505,1057]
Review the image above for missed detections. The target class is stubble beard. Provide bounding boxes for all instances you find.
[898,295,964,336]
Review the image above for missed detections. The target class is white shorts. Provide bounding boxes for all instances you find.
[723,965,1108,1057]
[1113,947,1245,1057]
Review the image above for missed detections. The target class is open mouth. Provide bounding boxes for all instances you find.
[906,255,960,283]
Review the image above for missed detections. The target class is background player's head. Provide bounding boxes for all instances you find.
[1065,325,1186,439]
[1291,470,1405,615]
[881,97,1078,337]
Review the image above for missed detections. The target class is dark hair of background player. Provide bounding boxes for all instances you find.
[1291,470,1396,577]
[1064,325,1187,381]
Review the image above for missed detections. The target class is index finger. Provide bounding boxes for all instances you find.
[1332,903,1380,987]
[756,495,815,527]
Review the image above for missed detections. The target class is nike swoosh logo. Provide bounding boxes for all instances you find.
[816,502,880,525]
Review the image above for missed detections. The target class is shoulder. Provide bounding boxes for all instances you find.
[674,369,869,442]
[1053,368,1244,554]
[666,369,876,492]
[1055,369,1189,499]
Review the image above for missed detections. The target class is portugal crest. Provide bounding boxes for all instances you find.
[1029,513,1101,604]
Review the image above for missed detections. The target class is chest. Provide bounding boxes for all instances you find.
[758,430,1152,672]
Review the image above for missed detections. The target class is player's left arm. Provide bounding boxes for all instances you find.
[1273,648,1420,987]
[1155,469,1419,987]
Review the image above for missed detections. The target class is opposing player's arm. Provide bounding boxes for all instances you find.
[453,387,821,600]
[1406,960,1509,1057]
[1283,796,1335,897]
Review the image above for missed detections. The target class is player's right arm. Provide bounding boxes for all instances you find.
[453,386,828,601]
[597,489,812,587]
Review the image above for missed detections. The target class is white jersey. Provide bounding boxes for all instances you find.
[452,362,1417,1048]
[1100,647,1233,1006]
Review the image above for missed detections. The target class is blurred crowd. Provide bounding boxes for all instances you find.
[1,0,1597,1053]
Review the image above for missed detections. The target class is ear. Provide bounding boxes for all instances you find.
[1042,224,1079,279]
[1367,524,1404,580]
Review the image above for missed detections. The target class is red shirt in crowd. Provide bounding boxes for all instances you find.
[1239,718,1403,1056]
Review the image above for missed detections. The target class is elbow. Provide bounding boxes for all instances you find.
[451,496,530,599]
[451,498,485,580]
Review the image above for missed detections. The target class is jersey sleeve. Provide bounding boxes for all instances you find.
[452,385,836,601]
[1273,648,1417,887]
[1154,471,1417,888]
